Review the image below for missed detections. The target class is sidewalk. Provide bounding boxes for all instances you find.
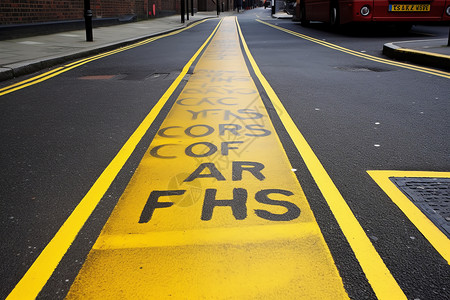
[0,12,226,82]
[383,38,450,70]
[272,12,293,19]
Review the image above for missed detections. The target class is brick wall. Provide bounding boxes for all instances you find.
[0,0,184,25]
[0,0,227,25]
[92,0,147,18]
[199,0,234,12]
[0,0,84,24]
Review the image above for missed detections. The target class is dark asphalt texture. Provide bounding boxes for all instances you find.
[0,20,218,299]
[240,9,449,300]
[1,8,449,299]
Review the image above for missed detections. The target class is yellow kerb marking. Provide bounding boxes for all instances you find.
[67,17,348,299]
[399,48,450,60]
[368,170,450,264]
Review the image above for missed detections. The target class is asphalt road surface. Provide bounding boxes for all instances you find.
[1,8,449,300]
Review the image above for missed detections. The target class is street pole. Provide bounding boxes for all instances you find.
[217,0,220,15]
[181,0,185,23]
[84,0,93,42]
[191,0,194,16]
[448,26,450,46]
[186,0,189,20]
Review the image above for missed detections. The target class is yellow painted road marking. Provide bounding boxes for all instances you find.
[398,48,450,60]
[67,17,349,299]
[256,19,450,79]
[0,20,208,97]
[368,170,450,264]
[94,222,320,249]
[5,19,222,300]
[238,19,407,300]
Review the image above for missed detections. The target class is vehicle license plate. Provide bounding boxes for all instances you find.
[388,4,430,12]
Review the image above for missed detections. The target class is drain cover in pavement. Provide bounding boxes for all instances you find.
[390,177,450,238]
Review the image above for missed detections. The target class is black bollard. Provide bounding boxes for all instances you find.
[181,0,185,23]
[84,0,93,42]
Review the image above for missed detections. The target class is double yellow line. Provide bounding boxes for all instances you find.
[0,20,208,97]
[6,16,438,300]
[5,18,220,300]
[239,19,407,299]
[256,19,450,79]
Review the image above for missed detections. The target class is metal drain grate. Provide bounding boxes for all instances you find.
[391,177,450,238]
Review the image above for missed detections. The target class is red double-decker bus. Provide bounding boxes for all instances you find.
[298,0,450,27]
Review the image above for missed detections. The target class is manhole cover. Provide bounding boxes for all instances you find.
[391,177,450,238]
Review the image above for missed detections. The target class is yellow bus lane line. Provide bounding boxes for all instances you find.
[256,19,450,79]
[236,18,407,300]
[5,19,222,300]
[66,16,349,299]
[368,170,450,264]
[0,20,208,97]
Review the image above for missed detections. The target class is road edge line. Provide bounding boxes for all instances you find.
[256,19,450,79]
[235,17,407,300]
[0,20,208,97]
[5,18,223,300]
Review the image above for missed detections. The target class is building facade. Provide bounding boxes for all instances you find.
[0,0,234,25]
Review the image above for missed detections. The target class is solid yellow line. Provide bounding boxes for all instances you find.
[0,67,66,95]
[368,170,450,264]
[399,48,450,59]
[256,19,449,73]
[0,21,207,97]
[5,18,223,300]
[236,18,407,300]
[62,36,161,68]
[0,68,64,93]
[256,19,450,79]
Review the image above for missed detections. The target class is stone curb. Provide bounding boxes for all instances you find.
[383,42,450,70]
